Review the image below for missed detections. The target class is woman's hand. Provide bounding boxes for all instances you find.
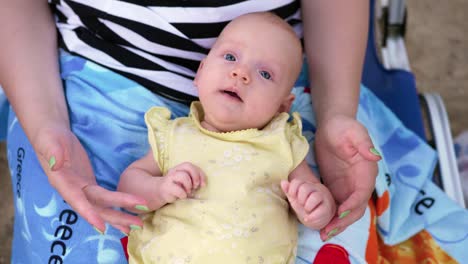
[314,114,381,240]
[34,125,148,234]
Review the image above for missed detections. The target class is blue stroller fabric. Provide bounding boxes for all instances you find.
[0,51,466,263]
[0,87,8,140]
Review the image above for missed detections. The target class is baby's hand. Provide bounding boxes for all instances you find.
[158,162,206,204]
[281,179,336,230]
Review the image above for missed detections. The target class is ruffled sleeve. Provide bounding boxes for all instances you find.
[144,107,172,173]
[286,112,310,170]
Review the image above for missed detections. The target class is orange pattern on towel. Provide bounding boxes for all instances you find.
[365,198,457,264]
[365,199,379,264]
[377,230,457,264]
[376,190,390,216]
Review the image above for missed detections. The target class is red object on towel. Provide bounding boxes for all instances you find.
[313,244,350,264]
[121,236,129,260]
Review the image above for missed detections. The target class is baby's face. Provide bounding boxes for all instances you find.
[194,14,302,132]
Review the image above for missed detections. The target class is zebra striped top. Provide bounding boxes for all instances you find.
[49,0,302,104]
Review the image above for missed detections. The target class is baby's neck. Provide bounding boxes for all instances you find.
[200,116,277,133]
[200,119,251,133]
[200,120,222,132]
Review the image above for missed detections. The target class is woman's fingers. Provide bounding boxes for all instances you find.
[320,202,367,241]
[347,122,381,162]
[33,127,148,234]
[83,184,147,211]
[58,185,144,234]
[81,185,149,233]
[57,180,106,232]
[337,186,370,216]
[36,126,87,172]
[114,224,130,236]
[99,207,143,230]
[355,137,382,162]
[44,144,65,171]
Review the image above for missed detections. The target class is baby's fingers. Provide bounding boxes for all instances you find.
[175,162,206,190]
[191,169,206,190]
[287,197,304,217]
[297,183,318,205]
[303,193,323,214]
[164,183,190,203]
[170,170,194,193]
[285,179,304,200]
[280,180,290,194]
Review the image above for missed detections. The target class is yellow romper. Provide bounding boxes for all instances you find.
[128,102,309,264]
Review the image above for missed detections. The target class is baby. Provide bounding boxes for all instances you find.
[118,12,336,264]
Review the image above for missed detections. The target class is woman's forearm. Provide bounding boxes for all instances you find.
[0,0,69,146]
[301,0,369,126]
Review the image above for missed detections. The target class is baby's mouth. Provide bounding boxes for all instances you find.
[222,90,243,102]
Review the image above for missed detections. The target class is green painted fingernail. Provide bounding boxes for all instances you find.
[135,205,149,212]
[49,156,56,169]
[339,210,351,219]
[370,147,381,156]
[93,226,104,235]
[130,225,141,231]
[327,228,339,238]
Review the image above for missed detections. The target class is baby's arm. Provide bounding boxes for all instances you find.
[117,151,205,213]
[281,160,336,230]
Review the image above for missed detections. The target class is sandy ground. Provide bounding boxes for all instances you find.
[1,0,467,262]
[0,144,11,264]
[406,0,468,136]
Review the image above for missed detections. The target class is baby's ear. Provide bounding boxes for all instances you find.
[278,93,295,113]
[193,59,205,88]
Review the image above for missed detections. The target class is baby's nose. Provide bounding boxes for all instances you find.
[230,68,251,84]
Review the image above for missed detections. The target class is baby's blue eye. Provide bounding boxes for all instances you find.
[259,70,271,80]
[224,53,236,61]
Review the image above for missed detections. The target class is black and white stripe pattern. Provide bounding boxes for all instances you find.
[49,0,302,104]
